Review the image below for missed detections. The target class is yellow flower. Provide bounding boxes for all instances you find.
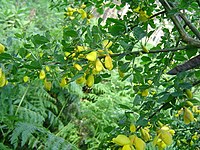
[23,76,29,83]
[86,74,94,87]
[76,75,86,84]
[130,135,146,150]
[133,6,140,13]
[156,139,167,150]
[67,7,76,12]
[74,63,82,71]
[0,43,5,54]
[183,107,194,124]
[86,51,97,61]
[60,77,67,87]
[76,46,86,52]
[64,52,71,57]
[141,45,149,53]
[95,59,104,72]
[77,9,87,19]
[185,89,193,98]
[147,80,153,85]
[118,68,125,78]
[80,4,86,9]
[45,66,50,72]
[0,69,6,87]
[130,124,136,133]
[192,132,199,140]
[192,106,200,113]
[160,130,173,145]
[141,89,148,97]
[122,144,132,150]
[112,134,131,146]
[44,79,52,91]
[39,70,46,80]
[140,127,151,142]
[105,55,113,70]
[139,10,149,22]
[102,40,113,49]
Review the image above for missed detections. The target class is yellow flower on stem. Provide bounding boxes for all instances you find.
[130,124,136,133]
[140,127,151,142]
[86,51,97,61]
[77,9,87,19]
[183,107,194,124]
[112,134,131,146]
[130,135,146,150]
[39,70,46,80]
[0,69,6,87]
[74,63,82,71]
[0,43,5,54]
[102,40,113,49]
[44,79,52,91]
[60,77,67,87]
[23,76,29,83]
[86,74,94,87]
[105,55,113,70]
[95,59,104,72]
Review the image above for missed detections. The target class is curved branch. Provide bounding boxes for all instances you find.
[103,46,188,59]
[179,13,200,40]
[167,54,200,75]
[159,0,200,48]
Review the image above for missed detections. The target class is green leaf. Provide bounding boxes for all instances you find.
[0,53,13,60]
[186,49,198,59]
[71,73,84,82]
[101,73,111,78]
[120,62,130,73]
[133,27,146,40]
[63,29,78,38]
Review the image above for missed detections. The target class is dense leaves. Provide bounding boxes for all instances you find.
[0,0,200,150]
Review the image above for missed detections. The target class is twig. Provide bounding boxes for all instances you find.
[179,13,200,40]
[159,0,200,48]
[149,10,166,19]
[15,85,30,115]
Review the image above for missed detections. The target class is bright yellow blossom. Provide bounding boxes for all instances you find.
[112,134,131,146]
[105,55,113,70]
[23,76,29,83]
[39,70,46,80]
[0,43,5,54]
[183,107,194,124]
[86,51,97,61]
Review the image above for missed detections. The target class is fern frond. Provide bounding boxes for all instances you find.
[45,133,78,150]
[16,107,45,124]
[10,122,44,149]
[0,142,12,150]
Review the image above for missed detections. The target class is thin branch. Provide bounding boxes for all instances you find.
[149,10,166,19]
[197,0,200,7]
[179,13,200,40]
[192,80,200,86]
[159,0,200,48]
[104,46,188,58]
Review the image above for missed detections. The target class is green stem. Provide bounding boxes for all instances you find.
[15,85,30,115]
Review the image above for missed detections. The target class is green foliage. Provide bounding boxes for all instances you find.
[0,0,200,150]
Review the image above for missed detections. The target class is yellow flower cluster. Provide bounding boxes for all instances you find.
[133,6,150,22]
[112,124,149,150]
[64,4,93,22]
[175,100,197,124]
[0,43,5,54]
[39,67,52,91]
[63,40,113,88]
[0,68,8,87]
[153,124,175,150]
